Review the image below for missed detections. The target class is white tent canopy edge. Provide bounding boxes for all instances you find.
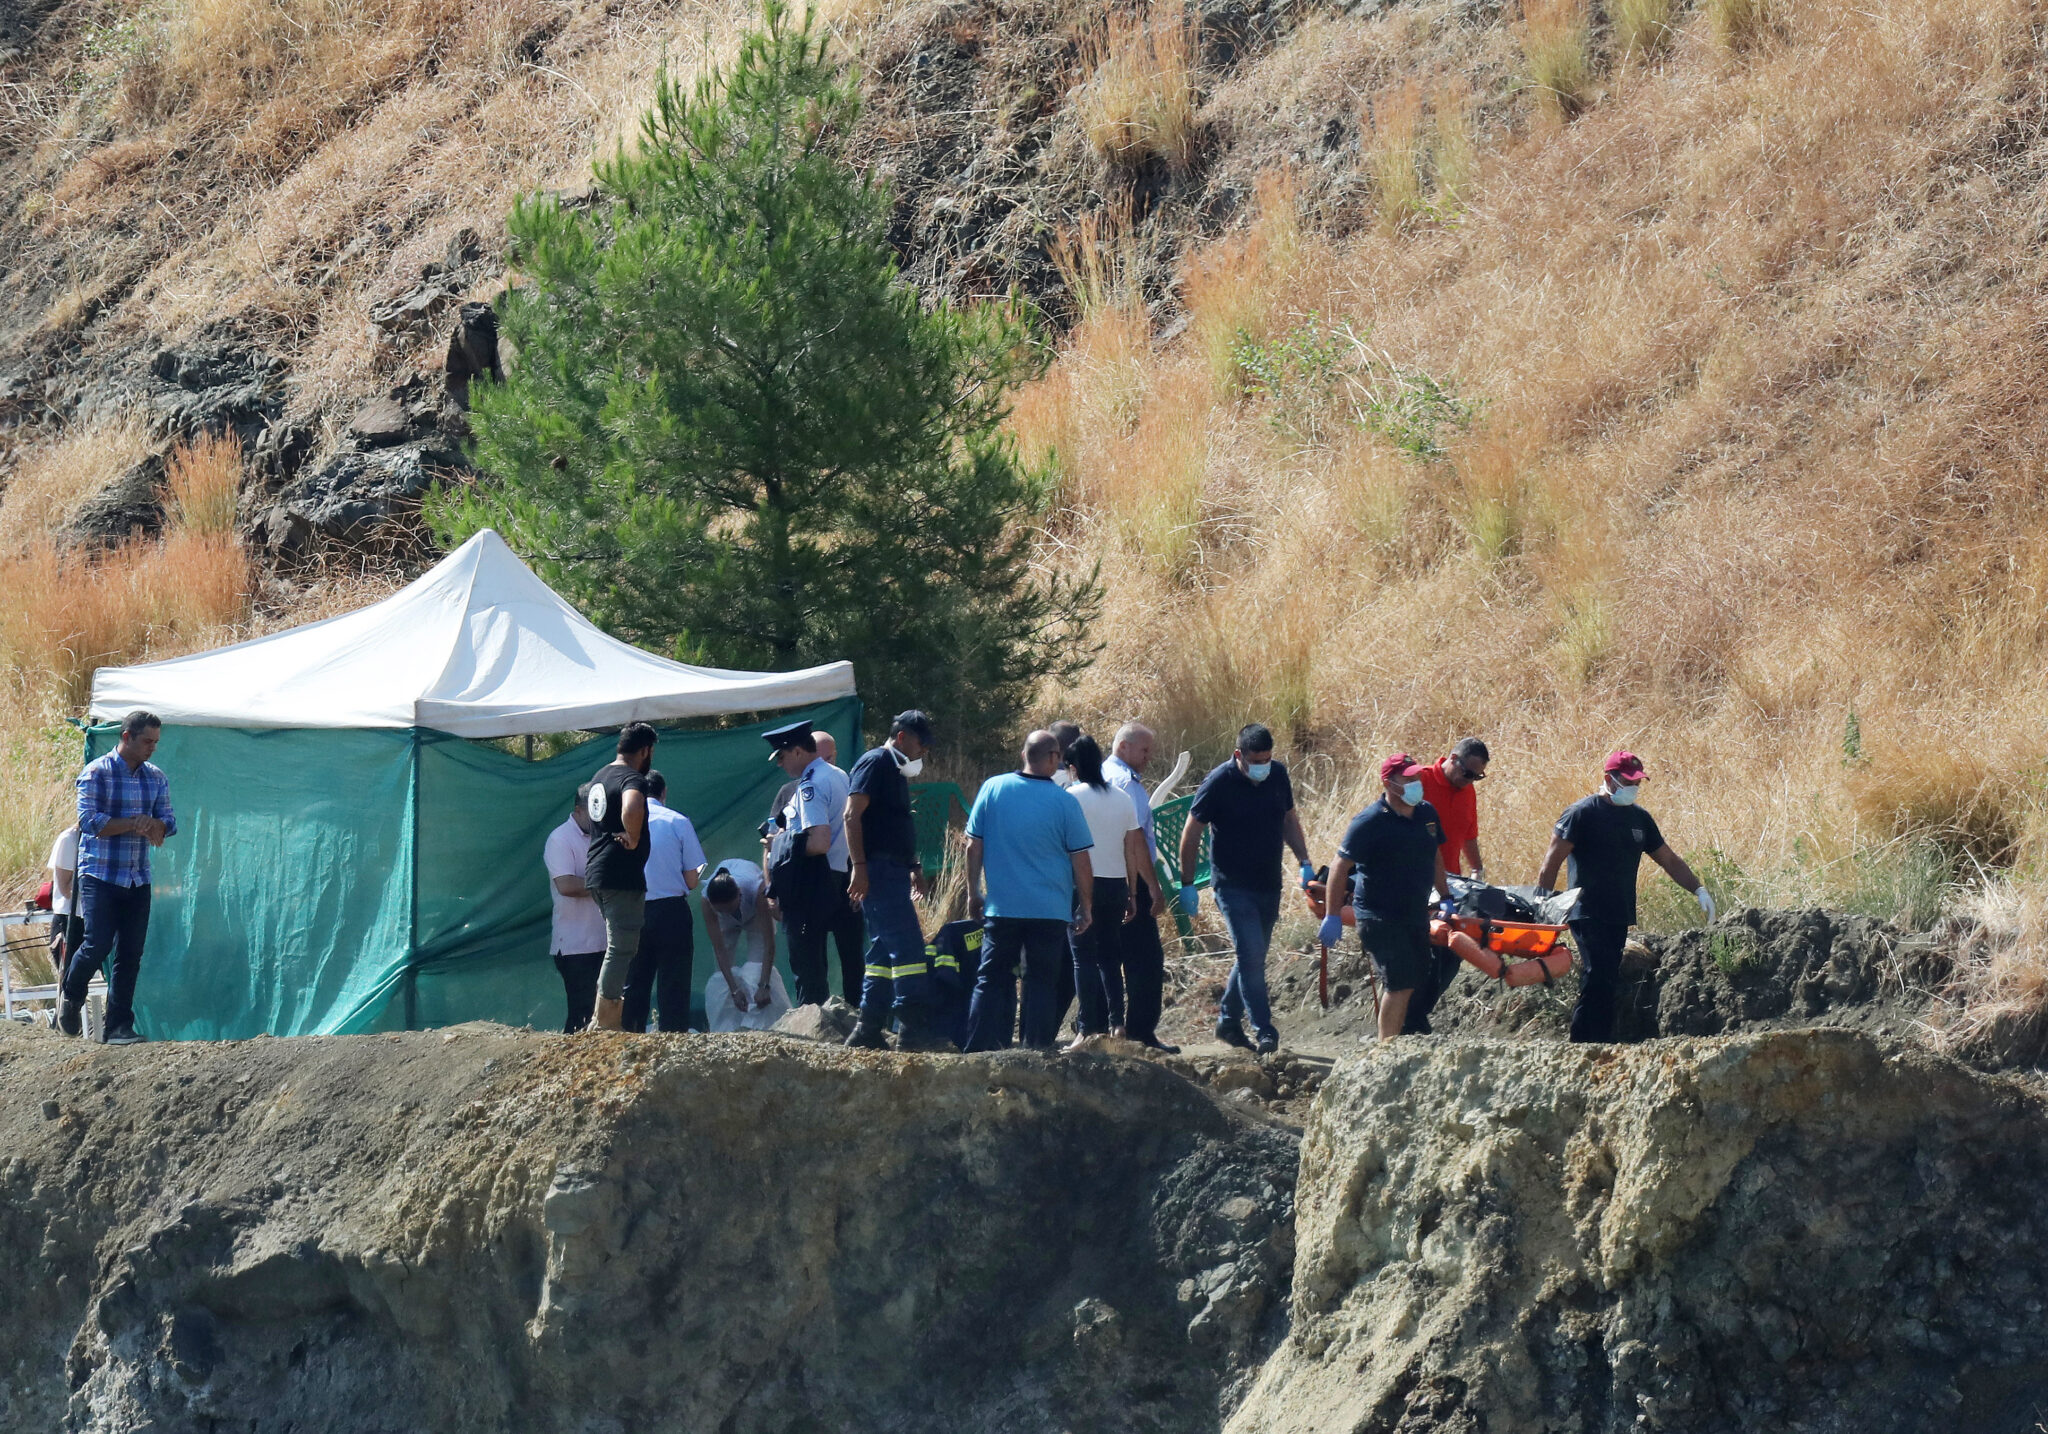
[89,529,856,738]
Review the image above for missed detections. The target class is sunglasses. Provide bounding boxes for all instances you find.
[1456,760,1487,781]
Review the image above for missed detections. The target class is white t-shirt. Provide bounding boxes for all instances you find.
[1070,782,1140,880]
[645,801,707,901]
[543,817,607,956]
[48,827,79,915]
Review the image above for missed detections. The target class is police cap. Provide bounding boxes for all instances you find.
[763,720,819,760]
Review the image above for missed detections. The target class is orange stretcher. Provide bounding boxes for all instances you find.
[1305,870,1573,1005]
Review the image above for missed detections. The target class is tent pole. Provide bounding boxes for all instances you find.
[406,727,420,1032]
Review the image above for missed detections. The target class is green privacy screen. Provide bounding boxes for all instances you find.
[86,696,861,1040]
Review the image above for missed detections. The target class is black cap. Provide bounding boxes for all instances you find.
[891,709,935,744]
[763,720,817,759]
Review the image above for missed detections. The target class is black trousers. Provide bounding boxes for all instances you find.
[1121,883,1167,1042]
[785,894,832,1008]
[965,917,1070,1050]
[62,875,150,1033]
[1401,948,1464,1035]
[49,912,85,977]
[1569,920,1629,1043]
[823,868,867,1006]
[1072,878,1130,1036]
[624,895,695,1032]
[554,951,603,1033]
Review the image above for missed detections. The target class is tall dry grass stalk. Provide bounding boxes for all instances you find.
[1613,0,1675,59]
[1521,0,1592,121]
[1926,880,2048,1068]
[1706,0,1771,50]
[1079,3,1200,173]
[1428,79,1480,215]
[161,431,244,538]
[0,415,153,553]
[1364,81,1424,233]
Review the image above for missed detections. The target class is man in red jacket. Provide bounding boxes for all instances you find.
[1407,737,1489,1033]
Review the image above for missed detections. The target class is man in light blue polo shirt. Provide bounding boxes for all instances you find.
[963,729,1095,1050]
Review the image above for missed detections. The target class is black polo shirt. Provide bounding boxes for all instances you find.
[849,744,918,867]
[585,760,652,892]
[1189,759,1295,892]
[1337,797,1442,923]
[1554,795,1666,925]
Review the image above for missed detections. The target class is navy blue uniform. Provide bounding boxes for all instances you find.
[1554,794,1667,1043]
[1337,798,1443,999]
[850,745,928,1023]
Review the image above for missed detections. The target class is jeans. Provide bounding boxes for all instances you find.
[1121,882,1167,1043]
[824,868,868,1006]
[858,856,928,1023]
[623,895,695,1032]
[590,887,646,1001]
[1072,877,1129,1036]
[1569,920,1629,1043]
[964,917,1070,1051]
[1214,883,1281,1038]
[553,951,603,1032]
[62,875,151,1034]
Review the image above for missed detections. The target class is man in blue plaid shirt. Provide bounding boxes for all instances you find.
[59,709,176,1045]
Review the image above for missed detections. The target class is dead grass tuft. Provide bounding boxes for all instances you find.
[161,431,244,538]
[1520,0,1592,121]
[1705,0,1772,51]
[1612,0,1676,60]
[0,416,154,554]
[1079,2,1200,173]
[1364,80,1424,233]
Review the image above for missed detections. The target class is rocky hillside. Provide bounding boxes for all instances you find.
[5,1015,2045,1432]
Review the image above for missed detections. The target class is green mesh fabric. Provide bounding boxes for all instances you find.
[85,696,861,1038]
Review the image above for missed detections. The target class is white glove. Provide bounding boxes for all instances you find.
[1696,887,1716,923]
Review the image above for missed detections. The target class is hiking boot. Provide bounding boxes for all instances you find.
[1256,1029,1280,1056]
[56,996,82,1038]
[844,1018,889,1050]
[102,1025,146,1047]
[1214,1021,1254,1051]
[1139,1037,1181,1055]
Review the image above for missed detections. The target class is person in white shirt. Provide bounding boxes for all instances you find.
[700,859,789,1029]
[1062,735,1149,1049]
[1104,722,1175,1052]
[543,787,608,1032]
[623,769,707,1032]
[46,825,83,976]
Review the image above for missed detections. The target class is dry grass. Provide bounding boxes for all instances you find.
[0,415,153,553]
[1613,0,1676,60]
[161,431,243,538]
[1016,0,2048,948]
[1364,80,1424,233]
[1427,78,1479,215]
[1706,0,1772,51]
[1078,2,1200,173]
[1925,881,2048,1069]
[1520,0,1592,121]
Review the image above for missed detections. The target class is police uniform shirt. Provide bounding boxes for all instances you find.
[1336,797,1442,923]
[781,756,851,873]
[1554,795,1666,926]
[584,760,653,892]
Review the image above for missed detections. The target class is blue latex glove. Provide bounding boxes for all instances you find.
[1177,884,1199,917]
[1317,911,1344,949]
[1299,861,1316,888]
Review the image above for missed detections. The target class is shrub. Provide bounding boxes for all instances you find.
[1521,0,1592,121]
[1079,3,1200,173]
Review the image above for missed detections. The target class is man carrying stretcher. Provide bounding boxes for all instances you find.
[1319,754,1451,1040]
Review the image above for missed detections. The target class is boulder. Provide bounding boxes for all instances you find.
[347,395,415,448]
[0,1024,1298,1433]
[1229,1030,2048,1434]
[65,451,165,544]
[771,995,859,1041]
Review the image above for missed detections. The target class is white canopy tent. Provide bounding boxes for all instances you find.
[90,528,855,735]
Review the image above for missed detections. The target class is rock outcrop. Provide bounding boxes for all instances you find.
[1230,1030,2048,1434]
[0,1024,1297,1433]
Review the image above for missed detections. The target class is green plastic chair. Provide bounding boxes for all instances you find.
[1151,792,1212,951]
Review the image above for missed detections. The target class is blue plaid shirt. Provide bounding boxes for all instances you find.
[77,751,177,887]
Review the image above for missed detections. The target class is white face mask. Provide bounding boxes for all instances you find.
[891,745,923,778]
[1400,779,1424,806]
[1609,782,1640,806]
[1053,769,1075,787]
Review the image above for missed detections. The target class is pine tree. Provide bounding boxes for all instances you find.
[430,0,1099,746]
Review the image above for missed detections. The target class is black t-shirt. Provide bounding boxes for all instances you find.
[1189,760,1295,891]
[1554,795,1666,925]
[849,745,918,867]
[1337,797,1442,923]
[584,760,653,892]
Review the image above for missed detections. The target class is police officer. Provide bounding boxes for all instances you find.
[764,721,850,1007]
[843,710,941,1050]
[1535,751,1714,1043]
[1319,754,1450,1042]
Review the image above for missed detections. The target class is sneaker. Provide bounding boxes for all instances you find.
[1214,1021,1254,1051]
[102,1025,146,1046]
[56,996,82,1038]
[1256,1029,1280,1056]
[1138,1036,1181,1055]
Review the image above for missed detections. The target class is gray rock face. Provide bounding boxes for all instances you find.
[1229,1030,2048,1434]
[0,1024,1298,1434]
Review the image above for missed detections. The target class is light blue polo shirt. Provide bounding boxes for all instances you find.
[965,771,1093,921]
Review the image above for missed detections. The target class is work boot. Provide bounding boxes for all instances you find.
[103,1025,146,1046]
[592,997,624,1032]
[1256,1029,1280,1056]
[1214,1020,1254,1051]
[844,1016,889,1050]
[1139,1036,1182,1055]
[56,995,82,1038]
[894,1010,956,1054]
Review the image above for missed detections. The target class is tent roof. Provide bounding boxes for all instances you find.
[89,530,856,737]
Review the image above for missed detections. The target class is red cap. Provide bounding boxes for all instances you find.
[1603,751,1647,782]
[1379,752,1428,781]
